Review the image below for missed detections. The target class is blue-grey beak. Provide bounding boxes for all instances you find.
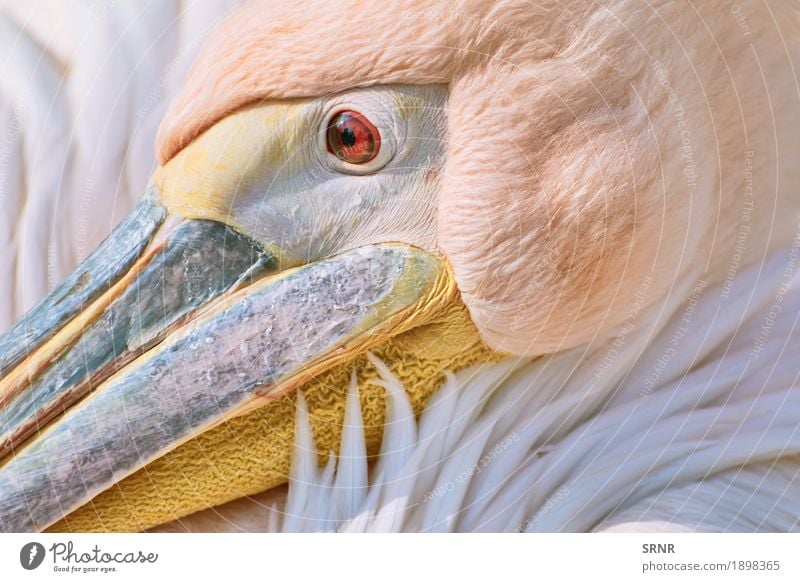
[0,190,442,532]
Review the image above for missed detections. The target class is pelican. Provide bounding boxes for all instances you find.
[0,0,799,533]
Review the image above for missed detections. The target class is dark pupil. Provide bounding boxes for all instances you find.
[340,126,356,147]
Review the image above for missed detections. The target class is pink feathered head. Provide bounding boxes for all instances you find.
[157,0,798,355]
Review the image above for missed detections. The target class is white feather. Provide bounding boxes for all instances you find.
[332,371,368,525]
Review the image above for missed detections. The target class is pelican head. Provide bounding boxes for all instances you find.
[0,0,797,531]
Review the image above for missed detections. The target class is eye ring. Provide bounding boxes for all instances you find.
[326,110,381,164]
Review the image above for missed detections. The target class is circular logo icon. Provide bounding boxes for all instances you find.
[19,542,46,570]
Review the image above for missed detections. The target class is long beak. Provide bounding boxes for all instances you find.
[0,189,445,532]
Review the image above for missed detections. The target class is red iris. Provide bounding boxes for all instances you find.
[326,110,380,164]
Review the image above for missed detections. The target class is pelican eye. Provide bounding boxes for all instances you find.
[326,110,380,164]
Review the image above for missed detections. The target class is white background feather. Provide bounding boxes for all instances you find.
[0,0,241,331]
